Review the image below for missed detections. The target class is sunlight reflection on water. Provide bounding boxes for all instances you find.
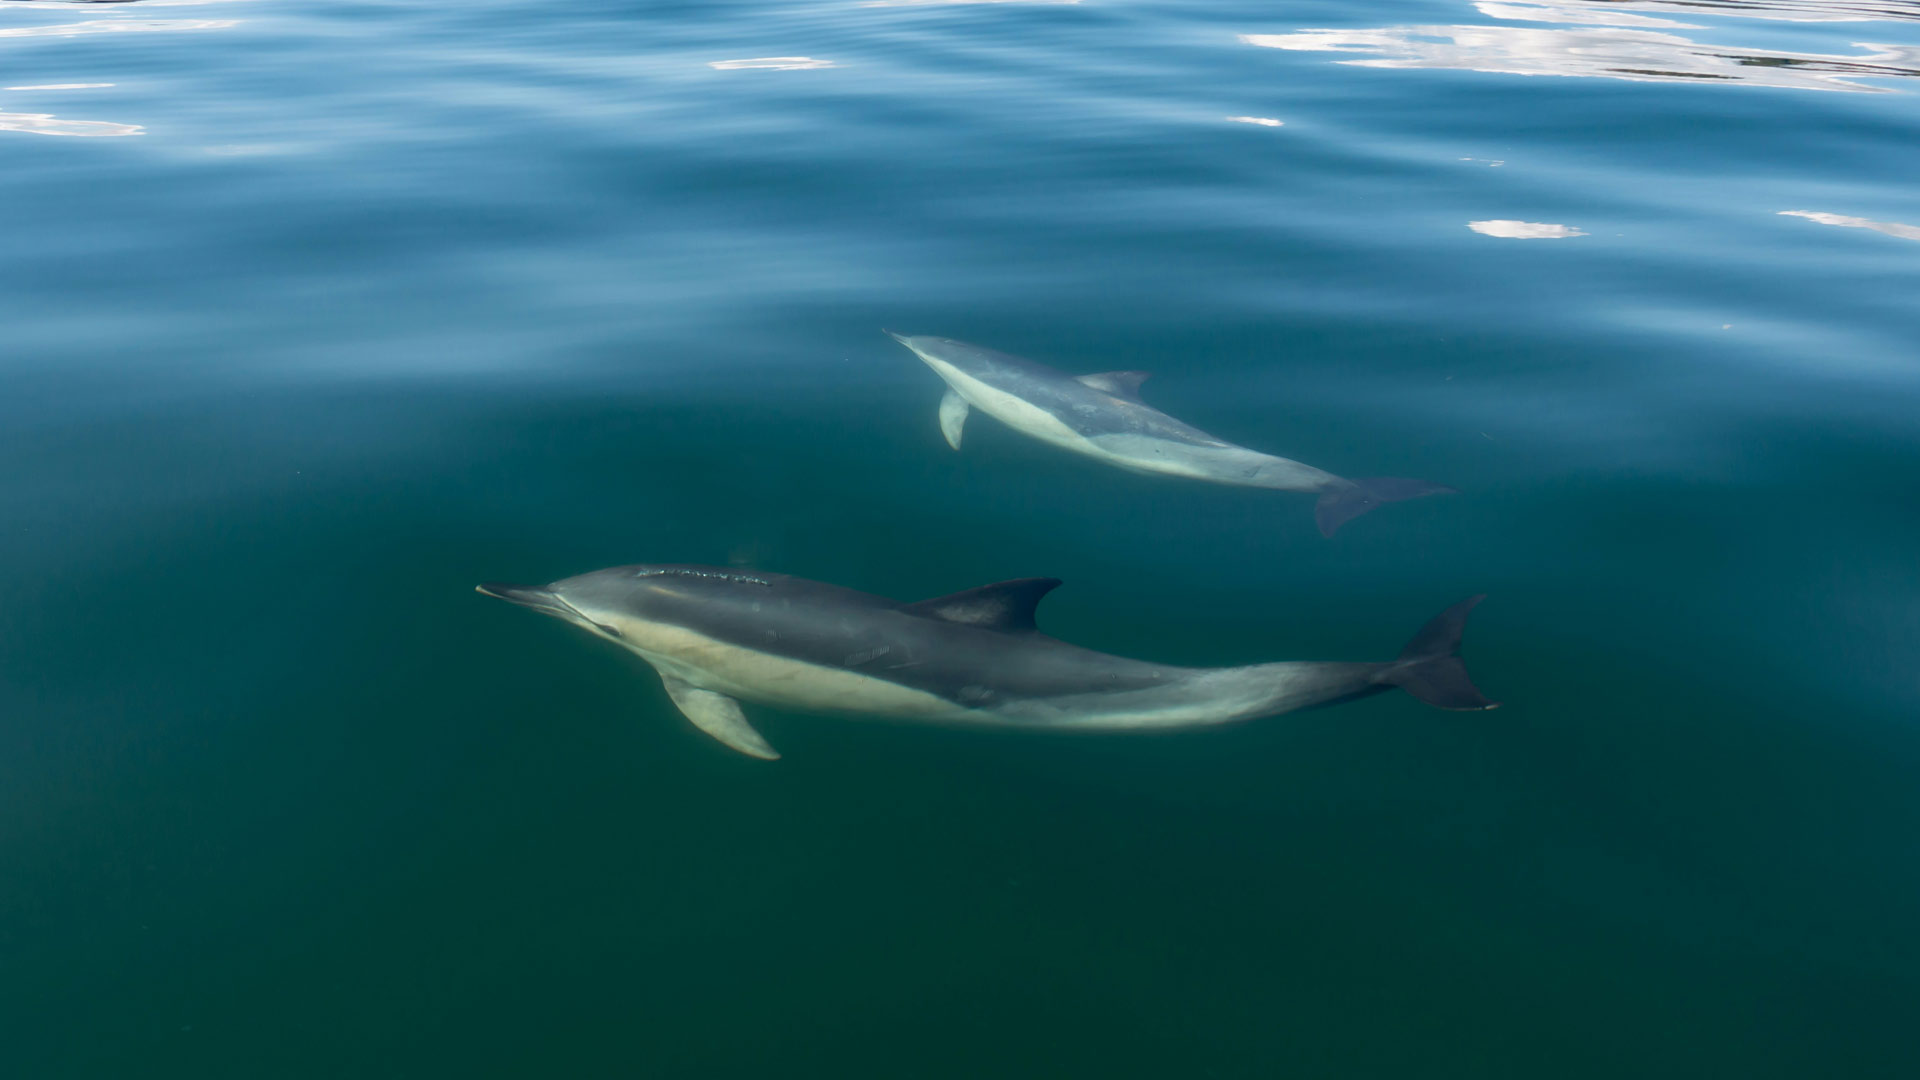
[0,18,237,37]
[0,108,140,135]
[1244,0,1920,93]
[1780,209,1920,240]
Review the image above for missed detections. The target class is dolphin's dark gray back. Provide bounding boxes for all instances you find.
[579,566,1183,708]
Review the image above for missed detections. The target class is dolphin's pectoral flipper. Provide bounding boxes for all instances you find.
[903,578,1062,631]
[938,389,969,451]
[659,675,780,760]
[1313,477,1457,537]
[1075,371,1151,400]
[1370,595,1498,711]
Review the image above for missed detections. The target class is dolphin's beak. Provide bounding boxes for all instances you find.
[476,582,576,619]
[479,583,624,639]
[882,328,911,345]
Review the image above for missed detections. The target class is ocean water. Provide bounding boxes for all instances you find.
[4,0,1919,1075]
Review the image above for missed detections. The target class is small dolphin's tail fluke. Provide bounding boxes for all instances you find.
[1372,595,1499,710]
[1314,477,1456,538]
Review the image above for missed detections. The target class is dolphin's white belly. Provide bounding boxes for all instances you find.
[596,611,1349,733]
[1089,436,1341,490]
[1084,434,1264,482]
[929,359,1334,490]
[928,359,1102,455]
[984,666,1306,730]
[602,611,963,718]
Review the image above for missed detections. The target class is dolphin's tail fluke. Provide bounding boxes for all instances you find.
[1314,477,1456,537]
[1371,595,1499,710]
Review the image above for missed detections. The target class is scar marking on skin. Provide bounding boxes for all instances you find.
[636,568,771,586]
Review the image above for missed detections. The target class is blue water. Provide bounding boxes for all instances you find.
[5,0,1920,1075]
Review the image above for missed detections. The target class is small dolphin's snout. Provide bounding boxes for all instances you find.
[882,328,911,345]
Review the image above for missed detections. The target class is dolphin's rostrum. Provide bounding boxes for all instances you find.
[886,331,1453,536]
[479,564,1497,760]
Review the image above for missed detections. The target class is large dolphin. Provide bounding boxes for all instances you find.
[886,332,1453,537]
[478,564,1497,760]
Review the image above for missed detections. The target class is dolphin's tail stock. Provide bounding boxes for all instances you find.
[1313,477,1456,537]
[1370,595,1499,710]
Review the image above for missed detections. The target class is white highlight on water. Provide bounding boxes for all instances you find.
[0,111,142,137]
[0,20,239,38]
[1468,220,1586,239]
[859,1,1081,6]
[710,57,835,70]
[1779,210,1920,242]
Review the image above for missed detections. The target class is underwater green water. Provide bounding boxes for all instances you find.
[3,0,1919,1076]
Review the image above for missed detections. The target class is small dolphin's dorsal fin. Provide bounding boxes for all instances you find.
[660,675,780,760]
[903,578,1062,632]
[1075,370,1150,400]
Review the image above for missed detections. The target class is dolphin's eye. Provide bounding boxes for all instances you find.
[594,622,624,639]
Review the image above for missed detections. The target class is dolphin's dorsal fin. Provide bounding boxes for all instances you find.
[660,675,780,760]
[1075,371,1150,400]
[903,578,1062,632]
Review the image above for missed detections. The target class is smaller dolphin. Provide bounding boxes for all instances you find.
[478,564,1497,760]
[886,332,1453,536]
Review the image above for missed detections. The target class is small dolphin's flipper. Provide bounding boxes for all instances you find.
[1075,371,1151,401]
[1371,595,1499,711]
[1313,477,1457,537]
[938,389,969,451]
[903,578,1062,632]
[660,676,780,760]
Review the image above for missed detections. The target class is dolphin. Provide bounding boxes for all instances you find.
[478,564,1497,760]
[886,332,1453,537]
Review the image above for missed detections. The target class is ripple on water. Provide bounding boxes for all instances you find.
[0,0,247,137]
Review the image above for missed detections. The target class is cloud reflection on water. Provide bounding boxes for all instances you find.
[0,18,237,37]
[1243,0,1920,93]
[0,108,141,136]
[710,57,836,70]
[858,0,1080,6]
[4,0,251,7]
[1,4,245,139]
[1476,2,1701,28]
[1539,0,1920,23]
[1780,210,1920,241]
[1469,219,1586,238]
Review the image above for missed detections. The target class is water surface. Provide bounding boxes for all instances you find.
[4,1,1919,1076]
